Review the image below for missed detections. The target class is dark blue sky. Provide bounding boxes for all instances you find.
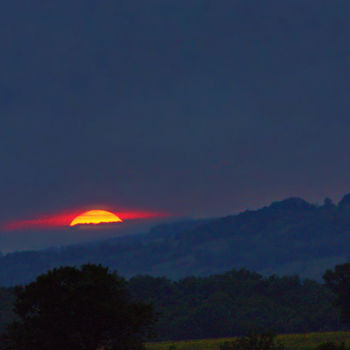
[1,1,350,251]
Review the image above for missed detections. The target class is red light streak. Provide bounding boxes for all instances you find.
[2,209,168,231]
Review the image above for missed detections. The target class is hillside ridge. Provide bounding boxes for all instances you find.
[0,195,349,286]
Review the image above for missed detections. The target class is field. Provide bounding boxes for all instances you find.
[146,331,350,350]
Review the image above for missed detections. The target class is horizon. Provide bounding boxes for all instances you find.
[1,1,350,251]
[1,191,349,254]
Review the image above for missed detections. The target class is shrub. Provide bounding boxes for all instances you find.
[220,332,284,350]
[314,342,347,350]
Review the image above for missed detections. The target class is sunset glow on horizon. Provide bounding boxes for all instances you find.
[2,208,168,231]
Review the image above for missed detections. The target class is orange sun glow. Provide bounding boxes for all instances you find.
[2,208,167,231]
[70,210,123,227]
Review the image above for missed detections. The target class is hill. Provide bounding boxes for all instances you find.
[1,195,350,286]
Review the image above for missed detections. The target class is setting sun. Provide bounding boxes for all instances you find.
[70,210,123,227]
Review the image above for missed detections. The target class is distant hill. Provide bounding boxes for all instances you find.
[1,195,350,286]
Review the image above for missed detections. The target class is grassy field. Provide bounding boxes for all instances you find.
[146,331,350,350]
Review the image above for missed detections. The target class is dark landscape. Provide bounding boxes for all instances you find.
[0,263,345,341]
[0,195,350,343]
[1,195,350,286]
[1,1,350,349]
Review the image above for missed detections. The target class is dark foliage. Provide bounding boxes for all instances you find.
[313,342,347,350]
[0,264,155,350]
[219,332,284,350]
[0,289,15,335]
[0,266,344,342]
[323,263,350,324]
[127,269,343,340]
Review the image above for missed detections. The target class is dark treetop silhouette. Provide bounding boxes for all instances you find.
[0,264,155,350]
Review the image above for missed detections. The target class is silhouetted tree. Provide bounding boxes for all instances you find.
[219,331,284,350]
[323,197,334,208]
[0,264,155,350]
[323,263,350,324]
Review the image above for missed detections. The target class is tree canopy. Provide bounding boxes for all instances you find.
[323,263,350,324]
[0,266,345,342]
[0,264,155,350]
[220,331,284,350]
[128,269,343,340]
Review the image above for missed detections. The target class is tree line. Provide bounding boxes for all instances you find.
[128,268,345,340]
[1,263,350,349]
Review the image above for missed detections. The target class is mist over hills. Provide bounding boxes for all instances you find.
[1,194,350,286]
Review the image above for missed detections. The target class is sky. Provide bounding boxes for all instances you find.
[1,0,350,251]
